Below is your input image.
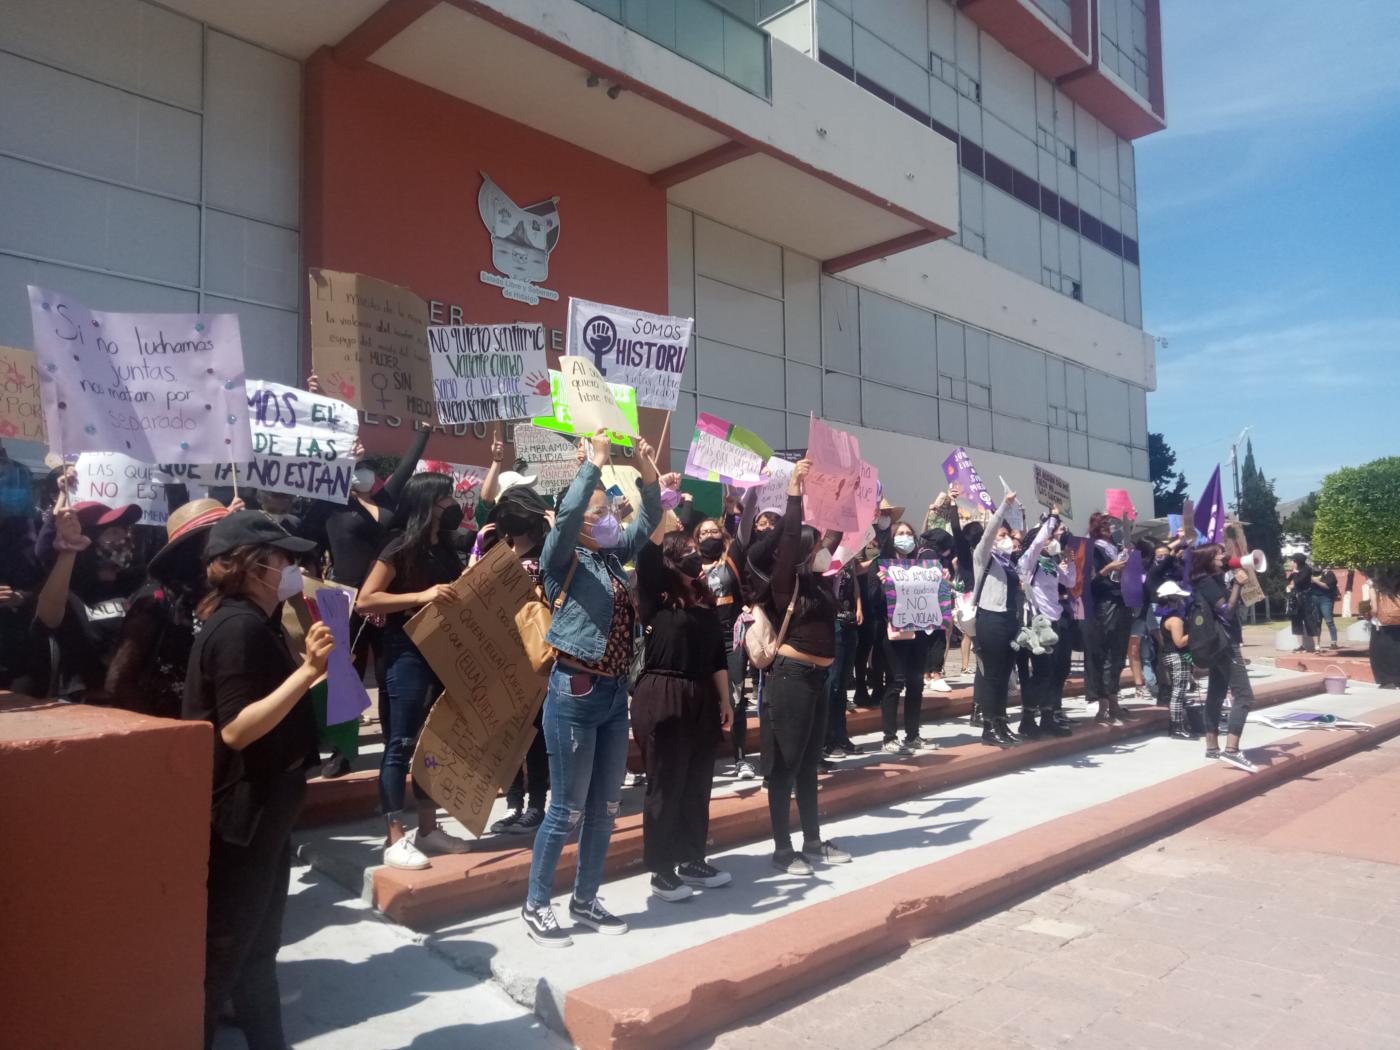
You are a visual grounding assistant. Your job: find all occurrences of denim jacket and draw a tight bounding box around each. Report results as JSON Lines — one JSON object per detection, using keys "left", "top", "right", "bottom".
{"left": 540, "top": 460, "right": 661, "bottom": 666}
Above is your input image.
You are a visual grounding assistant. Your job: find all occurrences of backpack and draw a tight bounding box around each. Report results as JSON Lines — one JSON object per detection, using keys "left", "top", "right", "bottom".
{"left": 744, "top": 571, "right": 799, "bottom": 670}
{"left": 1187, "top": 589, "right": 1232, "bottom": 667}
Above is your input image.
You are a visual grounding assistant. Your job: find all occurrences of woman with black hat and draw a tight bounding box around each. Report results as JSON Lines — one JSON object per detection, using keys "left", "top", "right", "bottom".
{"left": 182, "top": 510, "right": 332, "bottom": 1050}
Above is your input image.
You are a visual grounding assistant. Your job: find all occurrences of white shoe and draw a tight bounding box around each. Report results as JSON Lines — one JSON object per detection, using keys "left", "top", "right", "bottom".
{"left": 384, "top": 836, "right": 431, "bottom": 870}
{"left": 930, "top": 678, "right": 952, "bottom": 693}
{"left": 417, "top": 828, "right": 472, "bottom": 855}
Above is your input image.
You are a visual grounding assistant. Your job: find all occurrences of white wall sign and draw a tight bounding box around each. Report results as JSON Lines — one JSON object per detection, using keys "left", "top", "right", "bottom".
{"left": 428, "top": 323, "right": 551, "bottom": 424}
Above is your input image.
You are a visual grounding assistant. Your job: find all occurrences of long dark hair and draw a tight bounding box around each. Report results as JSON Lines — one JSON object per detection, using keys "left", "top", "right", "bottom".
{"left": 658, "top": 531, "right": 714, "bottom": 608}
{"left": 1189, "top": 543, "right": 1224, "bottom": 582}
{"left": 780, "top": 524, "right": 833, "bottom": 622}
{"left": 197, "top": 543, "right": 278, "bottom": 621}
{"left": 390, "top": 472, "right": 453, "bottom": 568}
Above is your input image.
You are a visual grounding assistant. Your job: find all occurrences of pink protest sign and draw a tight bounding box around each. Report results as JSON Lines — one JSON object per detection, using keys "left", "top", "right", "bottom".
{"left": 803, "top": 416, "right": 863, "bottom": 533}
{"left": 1104, "top": 488, "right": 1136, "bottom": 521}
{"left": 941, "top": 447, "right": 997, "bottom": 513}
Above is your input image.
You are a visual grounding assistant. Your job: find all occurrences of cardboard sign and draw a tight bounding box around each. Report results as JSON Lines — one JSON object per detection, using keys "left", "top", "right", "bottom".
{"left": 308, "top": 268, "right": 433, "bottom": 423}
{"left": 284, "top": 576, "right": 359, "bottom": 658}
{"left": 74, "top": 452, "right": 171, "bottom": 525}
{"left": 1224, "top": 519, "right": 1266, "bottom": 607}
{"left": 0, "top": 345, "right": 46, "bottom": 442}
{"left": 27, "top": 286, "right": 253, "bottom": 462}
{"left": 512, "top": 424, "right": 581, "bottom": 497}
{"left": 881, "top": 559, "right": 945, "bottom": 631}
{"left": 530, "top": 366, "right": 638, "bottom": 447}
{"left": 941, "top": 447, "right": 997, "bottom": 513}
{"left": 1033, "top": 464, "right": 1072, "bottom": 519}
{"left": 245, "top": 380, "right": 359, "bottom": 503}
{"left": 755, "top": 456, "right": 795, "bottom": 514}
{"left": 683, "top": 412, "right": 773, "bottom": 488}
{"left": 567, "top": 296, "right": 692, "bottom": 411}
{"left": 405, "top": 543, "right": 550, "bottom": 836}
{"left": 428, "top": 323, "right": 550, "bottom": 424}
{"left": 804, "top": 416, "right": 863, "bottom": 534}
{"left": 1181, "top": 498, "right": 1197, "bottom": 544}
{"left": 417, "top": 459, "right": 489, "bottom": 516}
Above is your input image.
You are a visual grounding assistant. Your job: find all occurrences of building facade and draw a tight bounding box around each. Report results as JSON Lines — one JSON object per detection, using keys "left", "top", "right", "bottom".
{"left": 0, "top": 0, "right": 1164, "bottom": 522}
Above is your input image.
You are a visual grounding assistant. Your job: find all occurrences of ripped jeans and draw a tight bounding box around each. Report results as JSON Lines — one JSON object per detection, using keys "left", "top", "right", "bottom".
{"left": 526, "top": 664, "right": 631, "bottom": 909}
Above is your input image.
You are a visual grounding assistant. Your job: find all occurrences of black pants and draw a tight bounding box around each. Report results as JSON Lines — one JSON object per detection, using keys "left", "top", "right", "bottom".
{"left": 506, "top": 706, "right": 549, "bottom": 811}
{"left": 885, "top": 634, "right": 931, "bottom": 741}
{"left": 729, "top": 634, "right": 751, "bottom": 761}
{"left": 855, "top": 616, "right": 902, "bottom": 704}
{"left": 925, "top": 628, "right": 948, "bottom": 675}
{"left": 1086, "top": 600, "right": 1130, "bottom": 702}
{"left": 1049, "top": 612, "right": 1075, "bottom": 711}
{"left": 1205, "top": 643, "right": 1254, "bottom": 737}
{"left": 1023, "top": 647, "right": 1057, "bottom": 717}
{"left": 973, "top": 608, "right": 1018, "bottom": 723}
{"left": 631, "top": 673, "right": 720, "bottom": 873}
{"left": 761, "top": 655, "right": 828, "bottom": 853}
{"left": 204, "top": 771, "right": 306, "bottom": 1050}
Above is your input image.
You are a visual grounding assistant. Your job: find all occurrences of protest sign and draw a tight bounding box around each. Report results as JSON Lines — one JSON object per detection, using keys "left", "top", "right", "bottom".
{"left": 679, "top": 476, "right": 724, "bottom": 519}
{"left": 803, "top": 417, "right": 863, "bottom": 534}
{"left": 1167, "top": 513, "right": 1183, "bottom": 536}
{"left": 530, "top": 367, "right": 637, "bottom": 447}
{"left": 405, "top": 543, "right": 550, "bottom": 836}
{"left": 428, "top": 323, "right": 551, "bottom": 425}
{"left": 27, "top": 286, "right": 252, "bottom": 462}
{"left": 1122, "top": 548, "right": 1145, "bottom": 608}
{"left": 683, "top": 412, "right": 773, "bottom": 488}
{"left": 1224, "top": 519, "right": 1266, "bottom": 606}
{"left": 1104, "top": 488, "right": 1136, "bottom": 521}
{"left": 312, "top": 586, "right": 373, "bottom": 727}
{"left": 417, "top": 459, "right": 489, "bottom": 516}
{"left": 245, "top": 380, "right": 359, "bottom": 503}
{"left": 557, "top": 356, "right": 637, "bottom": 438}
{"left": 998, "top": 475, "right": 1026, "bottom": 532}
{"left": 74, "top": 452, "right": 171, "bottom": 525}
{"left": 1181, "top": 498, "right": 1197, "bottom": 544}
{"left": 1033, "top": 464, "right": 1072, "bottom": 518}
{"left": 880, "top": 559, "right": 945, "bottom": 631}
{"left": 755, "top": 456, "right": 795, "bottom": 513}
{"left": 512, "top": 423, "right": 580, "bottom": 497}
{"left": 0, "top": 345, "right": 46, "bottom": 442}
{"left": 600, "top": 464, "right": 646, "bottom": 521}
{"left": 567, "top": 297, "right": 692, "bottom": 411}
{"left": 941, "top": 447, "right": 997, "bottom": 513}
{"left": 308, "top": 268, "right": 433, "bottom": 423}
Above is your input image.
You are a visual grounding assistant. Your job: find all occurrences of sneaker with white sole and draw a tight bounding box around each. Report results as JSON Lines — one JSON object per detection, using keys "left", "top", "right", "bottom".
{"left": 772, "top": 850, "right": 814, "bottom": 876}
{"left": 735, "top": 759, "right": 757, "bottom": 781}
{"left": 883, "top": 739, "right": 913, "bottom": 757}
{"left": 930, "top": 678, "right": 953, "bottom": 693}
{"left": 650, "top": 869, "right": 695, "bottom": 902}
{"left": 1218, "top": 749, "right": 1258, "bottom": 774}
{"left": 521, "top": 903, "right": 573, "bottom": 948}
{"left": 904, "top": 736, "right": 935, "bottom": 751}
{"left": 569, "top": 896, "right": 628, "bottom": 935}
{"left": 803, "top": 840, "right": 853, "bottom": 865}
{"left": 417, "top": 828, "right": 472, "bottom": 855}
{"left": 490, "top": 809, "right": 524, "bottom": 835}
{"left": 677, "top": 860, "right": 732, "bottom": 888}
{"left": 383, "top": 836, "right": 430, "bottom": 870}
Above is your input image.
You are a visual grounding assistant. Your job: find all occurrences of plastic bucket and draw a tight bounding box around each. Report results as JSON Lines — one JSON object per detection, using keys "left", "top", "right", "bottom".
{"left": 1323, "top": 664, "right": 1348, "bottom": 695}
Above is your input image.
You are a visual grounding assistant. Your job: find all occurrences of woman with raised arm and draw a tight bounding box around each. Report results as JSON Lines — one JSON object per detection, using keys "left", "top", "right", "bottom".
{"left": 1188, "top": 544, "right": 1259, "bottom": 772}
{"left": 970, "top": 491, "right": 1019, "bottom": 746}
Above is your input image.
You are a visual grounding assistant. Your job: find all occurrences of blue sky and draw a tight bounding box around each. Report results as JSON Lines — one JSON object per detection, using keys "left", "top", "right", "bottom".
{"left": 1137, "top": 0, "right": 1400, "bottom": 502}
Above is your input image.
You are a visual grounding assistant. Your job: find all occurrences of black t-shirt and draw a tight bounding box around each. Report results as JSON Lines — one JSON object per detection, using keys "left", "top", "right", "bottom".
{"left": 183, "top": 596, "right": 318, "bottom": 844}
{"left": 375, "top": 533, "right": 463, "bottom": 628}
{"left": 107, "top": 582, "right": 199, "bottom": 720}
{"left": 637, "top": 543, "right": 728, "bottom": 678}
{"left": 1194, "top": 574, "right": 1243, "bottom": 643}
{"left": 1321, "top": 570, "right": 1340, "bottom": 600}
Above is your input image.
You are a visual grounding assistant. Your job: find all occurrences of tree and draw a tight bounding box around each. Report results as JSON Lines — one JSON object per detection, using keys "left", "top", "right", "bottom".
{"left": 1148, "top": 432, "right": 1189, "bottom": 516}
{"left": 1238, "top": 440, "right": 1284, "bottom": 603}
{"left": 1312, "top": 457, "right": 1400, "bottom": 575}
{"left": 1282, "top": 491, "right": 1320, "bottom": 542}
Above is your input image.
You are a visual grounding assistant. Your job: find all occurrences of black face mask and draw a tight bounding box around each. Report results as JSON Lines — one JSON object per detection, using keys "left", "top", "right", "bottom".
{"left": 698, "top": 537, "right": 725, "bottom": 561}
{"left": 677, "top": 553, "right": 703, "bottom": 578}
{"left": 439, "top": 505, "right": 465, "bottom": 534}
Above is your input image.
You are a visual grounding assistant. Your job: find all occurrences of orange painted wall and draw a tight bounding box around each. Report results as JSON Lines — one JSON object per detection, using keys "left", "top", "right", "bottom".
{"left": 303, "top": 51, "right": 672, "bottom": 465}
{"left": 0, "top": 695, "right": 211, "bottom": 1049}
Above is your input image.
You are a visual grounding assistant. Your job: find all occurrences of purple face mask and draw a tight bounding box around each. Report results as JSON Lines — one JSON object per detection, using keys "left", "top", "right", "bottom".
{"left": 588, "top": 512, "right": 621, "bottom": 548}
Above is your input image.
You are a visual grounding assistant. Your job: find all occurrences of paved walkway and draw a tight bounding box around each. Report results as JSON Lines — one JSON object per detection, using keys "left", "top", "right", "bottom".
{"left": 702, "top": 733, "right": 1400, "bottom": 1050}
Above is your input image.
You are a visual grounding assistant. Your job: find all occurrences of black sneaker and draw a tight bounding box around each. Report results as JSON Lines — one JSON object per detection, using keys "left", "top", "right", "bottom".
{"left": 802, "top": 840, "right": 852, "bottom": 865}
{"left": 320, "top": 751, "right": 351, "bottom": 779}
{"left": 569, "top": 896, "right": 628, "bottom": 935}
{"left": 521, "top": 903, "right": 573, "bottom": 948}
{"left": 824, "top": 745, "right": 847, "bottom": 759}
{"left": 490, "top": 809, "right": 523, "bottom": 834}
{"left": 772, "top": 849, "right": 814, "bottom": 876}
{"left": 513, "top": 807, "right": 544, "bottom": 833}
{"left": 677, "top": 860, "right": 733, "bottom": 888}
{"left": 840, "top": 739, "right": 863, "bottom": 754}
{"left": 650, "top": 869, "right": 694, "bottom": 902}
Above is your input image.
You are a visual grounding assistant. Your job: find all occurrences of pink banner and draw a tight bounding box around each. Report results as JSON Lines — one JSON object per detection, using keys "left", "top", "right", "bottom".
{"left": 1104, "top": 488, "right": 1136, "bottom": 521}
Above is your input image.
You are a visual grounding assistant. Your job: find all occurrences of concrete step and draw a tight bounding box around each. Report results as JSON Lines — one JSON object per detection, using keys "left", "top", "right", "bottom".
{"left": 1276, "top": 650, "right": 1376, "bottom": 683}
{"left": 399, "top": 674, "right": 1398, "bottom": 1049}
{"left": 295, "top": 671, "right": 1319, "bottom": 928}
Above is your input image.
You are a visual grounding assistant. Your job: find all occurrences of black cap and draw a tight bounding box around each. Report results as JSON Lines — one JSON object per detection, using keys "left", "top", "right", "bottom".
{"left": 203, "top": 509, "right": 318, "bottom": 563}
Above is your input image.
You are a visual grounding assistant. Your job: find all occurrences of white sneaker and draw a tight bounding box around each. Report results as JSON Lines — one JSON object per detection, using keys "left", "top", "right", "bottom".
{"left": 930, "top": 678, "right": 952, "bottom": 693}
{"left": 883, "top": 739, "right": 913, "bottom": 756}
{"left": 735, "top": 760, "right": 757, "bottom": 780}
{"left": 417, "top": 828, "right": 472, "bottom": 855}
{"left": 384, "top": 836, "right": 430, "bottom": 870}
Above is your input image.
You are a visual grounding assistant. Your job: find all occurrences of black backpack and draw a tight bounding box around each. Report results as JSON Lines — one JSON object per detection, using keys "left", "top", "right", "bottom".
{"left": 1188, "top": 590, "right": 1231, "bottom": 667}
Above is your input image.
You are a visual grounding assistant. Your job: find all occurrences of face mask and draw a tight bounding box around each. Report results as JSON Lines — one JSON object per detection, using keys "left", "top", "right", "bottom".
{"left": 1044, "top": 540, "right": 1061, "bottom": 558}
{"left": 876, "top": 514, "right": 892, "bottom": 531}
{"left": 995, "top": 537, "right": 1015, "bottom": 555}
{"left": 96, "top": 537, "right": 135, "bottom": 570}
{"left": 587, "top": 512, "right": 620, "bottom": 547}
{"left": 677, "top": 552, "right": 703, "bottom": 578}
{"left": 810, "top": 548, "right": 833, "bottom": 574}
{"left": 698, "top": 537, "right": 725, "bottom": 560}
{"left": 893, "top": 534, "right": 916, "bottom": 554}
{"left": 352, "top": 467, "right": 376, "bottom": 493}
{"left": 438, "top": 504, "right": 464, "bottom": 534}
{"left": 257, "top": 562, "right": 304, "bottom": 603}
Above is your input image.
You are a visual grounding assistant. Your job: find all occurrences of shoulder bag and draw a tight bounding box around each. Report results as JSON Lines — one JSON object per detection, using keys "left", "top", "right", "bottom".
{"left": 517, "top": 555, "right": 580, "bottom": 675}
{"left": 744, "top": 571, "right": 799, "bottom": 670}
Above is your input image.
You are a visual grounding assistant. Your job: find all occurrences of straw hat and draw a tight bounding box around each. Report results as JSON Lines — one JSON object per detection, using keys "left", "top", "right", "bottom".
{"left": 147, "top": 499, "right": 229, "bottom": 578}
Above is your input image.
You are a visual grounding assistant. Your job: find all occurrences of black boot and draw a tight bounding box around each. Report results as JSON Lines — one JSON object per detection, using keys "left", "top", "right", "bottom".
{"left": 1017, "top": 711, "right": 1041, "bottom": 739}
{"left": 970, "top": 700, "right": 983, "bottom": 728}
{"left": 1041, "top": 710, "right": 1072, "bottom": 737}
{"left": 993, "top": 718, "right": 1021, "bottom": 745}
{"left": 981, "top": 724, "right": 1009, "bottom": 747}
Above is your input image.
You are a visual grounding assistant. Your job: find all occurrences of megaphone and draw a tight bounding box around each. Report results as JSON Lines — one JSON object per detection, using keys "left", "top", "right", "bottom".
{"left": 1228, "top": 550, "right": 1267, "bottom": 573}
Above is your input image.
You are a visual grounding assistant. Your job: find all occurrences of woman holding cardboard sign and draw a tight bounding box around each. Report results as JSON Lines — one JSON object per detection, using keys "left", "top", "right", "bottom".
{"left": 522, "top": 428, "right": 661, "bottom": 948}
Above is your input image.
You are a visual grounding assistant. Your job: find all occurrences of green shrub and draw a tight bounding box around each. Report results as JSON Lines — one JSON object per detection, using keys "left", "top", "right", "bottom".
{"left": 1312, "top": 457, "right": 1400, "bottom": 570}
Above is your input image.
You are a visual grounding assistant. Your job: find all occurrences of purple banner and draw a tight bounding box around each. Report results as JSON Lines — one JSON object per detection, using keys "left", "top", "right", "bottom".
{"left": 941, "top": 447, "right": 997, "bottom": 513}
{"left": 315, "top": 585, "right": 372, "bottom": 727}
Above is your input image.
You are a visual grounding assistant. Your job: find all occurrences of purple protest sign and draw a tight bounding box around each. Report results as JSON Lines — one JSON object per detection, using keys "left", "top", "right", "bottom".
{"left": 313, "top": 585, "right": 372, "bottom": 726}
{"left": 1121, "top": 548, "right": 1145, "bottom": 609}
{"left": 941, "top": 447, "right": 997, "bottom": 513}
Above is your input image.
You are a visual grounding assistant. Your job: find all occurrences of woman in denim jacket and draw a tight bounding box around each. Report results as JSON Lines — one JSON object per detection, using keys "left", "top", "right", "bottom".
{"left": 521, "top": 429, "right": 660, "bottom": 947}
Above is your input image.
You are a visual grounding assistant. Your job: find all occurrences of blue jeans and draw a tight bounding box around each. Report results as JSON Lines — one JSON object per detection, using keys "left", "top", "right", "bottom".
{"left": 526, "top": 665, "right": 630, "bottom": 908}
{"left": 380, "top": 627, "right": 437, "bottom": 816}
{"left": 825, "top": 620, "right": 858, "bottom": 748}
{"left": 1315, "top": 592, "right": 1338, "bottom": 645}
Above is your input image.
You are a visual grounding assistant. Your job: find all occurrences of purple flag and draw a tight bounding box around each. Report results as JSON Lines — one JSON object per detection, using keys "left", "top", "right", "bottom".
{"left": 941, "top": 447, "right": 997, "bottom": 513}
{"left": 315, "top": 585, "right": 372, "bottom": 726}
{"left": 1121, "top": 548, "right": 1145, "bottom": 609}
{"left": 1194, "top": 465, "right": 1225, "bottom": 545}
